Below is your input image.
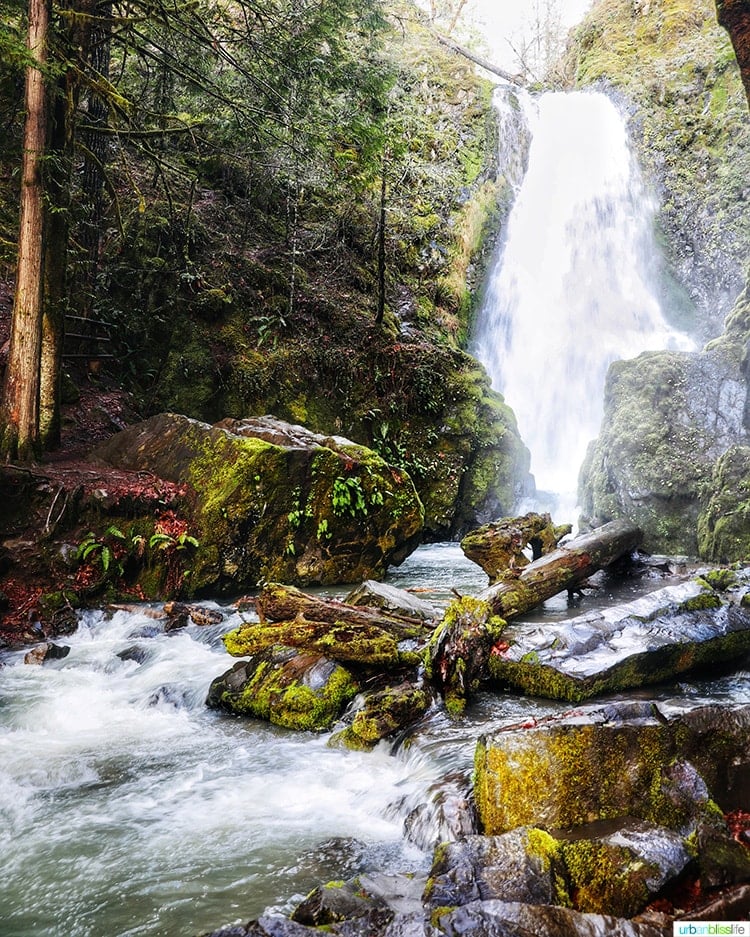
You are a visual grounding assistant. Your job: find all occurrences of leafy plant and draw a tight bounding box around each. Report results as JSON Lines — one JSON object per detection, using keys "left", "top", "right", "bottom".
{"left": 332, "top": 476, "right": 367, "bottom": 517}
{"left": 148, "top": 531, "right": 200, "bottom": 551}
{"left": 76, "top": 526, "right": 126, "bottom": 575}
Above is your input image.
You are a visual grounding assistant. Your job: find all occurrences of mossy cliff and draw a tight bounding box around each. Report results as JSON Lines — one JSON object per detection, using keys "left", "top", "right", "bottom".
{"left": 578, "top": 344, "right": 749, "bottom": 555}
{"left": 67, "top": 13, "right": 530, "bottom": 541}
{"left": 567, "top": 0, "right": 750, "bottom": 336}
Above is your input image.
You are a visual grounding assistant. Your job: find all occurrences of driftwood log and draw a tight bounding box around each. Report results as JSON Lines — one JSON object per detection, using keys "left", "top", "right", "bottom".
{"left": 255, "top": 582, "right": 431, "bottom": 639}
{"left": 461, "top": 512, "right": 571, "bottom": 583}
{"left": 481, "top": 519, "right": 643, "bottom": 619}
{"left": 426, "top": 520, "right": 642, "bottom": 713}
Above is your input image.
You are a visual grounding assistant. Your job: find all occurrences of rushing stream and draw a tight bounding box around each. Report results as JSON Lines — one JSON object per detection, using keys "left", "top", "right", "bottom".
{"left": 474, "top": 90, "right": 694, "bottom": 515}
{"left": 2, "top": 548, "right": 750, "bottom": 936}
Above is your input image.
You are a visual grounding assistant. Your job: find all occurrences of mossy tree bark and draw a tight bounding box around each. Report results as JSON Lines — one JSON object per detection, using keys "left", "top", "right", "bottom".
{"left": 1, "top": 0, "right": 50, "bottom": 461}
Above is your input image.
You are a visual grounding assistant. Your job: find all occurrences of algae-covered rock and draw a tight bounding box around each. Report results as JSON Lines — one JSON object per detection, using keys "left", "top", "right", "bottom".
{"left": 90, "top": 412, "right": 424, "bottom": 590}
{"left": 698, "top": 445, "right": 750, "bottom": 562}
{"left": 579, "top": 348, "right": 749, "bottom": 556}
{"left": 487, "top": 579, "right": 750, "bottom": 702}
{"left": 205, "top": 647, "right": 359, "bottom": 731}
{"left": 434, "top": 900, "right": 667, "bottom": 937}
{"left": 557, "top": 820, "right": 691, "bottom": 918}
{"left": 329, "top": 681, "right": 432, "bottom": 751}
{"left": 473, "top": 699, "right": 750, "bottom": 837}
{"left": 423, "top": 821, "right": 690, "bottom": 919}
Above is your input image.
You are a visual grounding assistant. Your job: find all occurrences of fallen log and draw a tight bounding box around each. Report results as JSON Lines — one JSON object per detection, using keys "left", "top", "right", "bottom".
{"left": 481, "top": 519, "right": 643, "bottom": 619}
{"left": 461, "top": 512, "right": 571, "bottom": 583}
{"left": 256, "top": 582, "right": 432, "bottom": 639}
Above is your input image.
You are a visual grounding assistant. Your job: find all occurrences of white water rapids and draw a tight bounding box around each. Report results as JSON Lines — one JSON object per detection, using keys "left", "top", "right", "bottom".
{"left": 474, "top": 90, "right": 693, "bottom": 518}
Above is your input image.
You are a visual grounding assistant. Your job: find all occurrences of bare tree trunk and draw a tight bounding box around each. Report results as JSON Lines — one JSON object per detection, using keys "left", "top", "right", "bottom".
{"left": 1, "top": 0, "right": 50, "bottom": 461}
{"left": 375, "top": 151, "right": 387, "bottom": 324}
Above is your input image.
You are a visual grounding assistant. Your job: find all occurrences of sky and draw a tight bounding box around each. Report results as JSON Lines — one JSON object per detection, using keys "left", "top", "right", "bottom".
{"left": 467, "top": 0, "right": 594, "bottom": 69}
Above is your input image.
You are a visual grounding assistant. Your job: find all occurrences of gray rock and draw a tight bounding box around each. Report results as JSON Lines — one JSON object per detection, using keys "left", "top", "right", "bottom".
{"left": 435, "top": 900, "right": 667, "bottom": 937}
{"left": 345, "top": 581, "right": 438, "bottom": 622}
{"left": 423, "top": 830, "right": 565, "bottom": 910}
{"left": 488, "top": 581, "right": 750, "bottom": 701}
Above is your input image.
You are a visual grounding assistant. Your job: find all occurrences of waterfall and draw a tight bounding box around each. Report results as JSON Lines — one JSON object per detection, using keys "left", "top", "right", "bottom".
{"left": 474, "top": 90, "right": 693, "bottom": 521}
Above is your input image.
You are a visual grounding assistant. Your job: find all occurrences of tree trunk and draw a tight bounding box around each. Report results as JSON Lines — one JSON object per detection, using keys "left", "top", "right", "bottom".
{"left": 481, "top": 519, "right": 643, "bottom": 619}
{"left": 432, "top": 31, "right": 526, "bottom": 85}
{"left": 375, "top": 151, "right": 387, "bottom": 324}
{"left": 1, "top": 0, "right": 50, "bottom": 461}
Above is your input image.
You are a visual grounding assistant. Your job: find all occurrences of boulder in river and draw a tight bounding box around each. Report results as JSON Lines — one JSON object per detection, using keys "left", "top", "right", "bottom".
{"left": 90, "top": 413, "right": 424, "bottom": 590}
{"left": 423, "top": 820, "right": 691, "bottom": 919}
{"left": 473, "top": 698, "right": 750, "bottom": 837}
{"left": 205, "top": 647, "right": 359, "bottom": 731}
{"left": 488, "top": 578, "right": 750, "bottom": 701}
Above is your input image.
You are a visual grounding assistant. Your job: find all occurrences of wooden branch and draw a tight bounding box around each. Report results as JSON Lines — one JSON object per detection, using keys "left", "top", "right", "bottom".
{"left": 481, "top": 519, "right": 643, "bottom": 619}
{"left": 432, "top": 31, "right": 526, "bottom": 86}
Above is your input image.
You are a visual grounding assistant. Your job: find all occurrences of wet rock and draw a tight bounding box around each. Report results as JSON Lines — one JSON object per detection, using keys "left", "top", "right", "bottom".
{"left": 404, "top": 774, "right": 478, "bottom": 851}
{"left": 434, "top": 900, "right": 667, "bottom": 937}
{"left": 24, "top": 642, "right": 71, "bottom": 665}
{"left": 330, "top": 682, "right": 432, "bottom": 750}
{"left": 291, "top": 880, "right": 385, "bottom": 926}
{"left": 163, "top": 601, "right": 224, "bottom": 629}
{"left": 473, "top": 699, "right": 750, "bottom": 837}
{"left": 345, "top": 581, "right": 438, "bottom": 622}
{"left": 116, "top": 644, "right": 149, "bottom": 664}
{"left": 91, "top": 412, "right": 424, "bottom": 590}
{"left": 557, "top": 819, "right": 691, "bottom": 917}
{"left": 488, "top": 580, "right": 750, "bottom": 701}
{"left": 206, "top": 647, "right": 359, "bottom": 731}
{"left": 423, "top": 830, "right": 567, "bottom": 910}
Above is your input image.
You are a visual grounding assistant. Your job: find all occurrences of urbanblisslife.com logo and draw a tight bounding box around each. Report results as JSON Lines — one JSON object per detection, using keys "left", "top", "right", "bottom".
{"left": 674, "top": 925, "right": 748, "bottom": 936}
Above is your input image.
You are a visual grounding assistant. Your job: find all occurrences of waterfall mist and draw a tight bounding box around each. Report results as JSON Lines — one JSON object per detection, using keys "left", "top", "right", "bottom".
{"left": 474, "top": 90, "right": 693, "bottom": 521}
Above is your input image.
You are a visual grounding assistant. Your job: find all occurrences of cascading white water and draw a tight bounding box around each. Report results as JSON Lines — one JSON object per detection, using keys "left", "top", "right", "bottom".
{"left": 0, "top": 608, "right": 437, "bottom": 937}
{"left": 474, "top": 90, "right": 693, "bottom": 519}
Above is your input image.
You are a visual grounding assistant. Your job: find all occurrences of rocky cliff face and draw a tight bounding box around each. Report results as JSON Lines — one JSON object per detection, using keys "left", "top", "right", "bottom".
{"left": 567, "top": 0, "right": 750, "bottom": 339}
{"left": 573, "top": 0, "right": 750, "bottom": 558}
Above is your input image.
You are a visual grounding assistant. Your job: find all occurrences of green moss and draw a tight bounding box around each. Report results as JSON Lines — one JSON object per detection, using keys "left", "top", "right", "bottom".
{"left": 561, "top": 839, "right": 654, "bottom": 917}
{"left": 474, "top": 722, "right": 690, "bottom": 835}
{"left": 228, "top": 653, "right": 359, "bottom": 732}
{"left": 677, "top": 591, "right": 722, "bottom": 612}
{"left": 698, "top": 568, "right": 738, "bottom": 591}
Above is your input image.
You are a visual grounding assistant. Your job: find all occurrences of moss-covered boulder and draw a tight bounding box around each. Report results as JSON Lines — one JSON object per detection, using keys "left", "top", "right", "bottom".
{"left": 329, "top": 681, "right": 432, "bottom": 751}
{"left": 487, "top": 578, "right": 750, "bottom": 702}
{"left": 423, "top": 821, "right": 691, "bottom": 919}
{"left": 205, "top": 647, "right": 359, "bottom": 731}
{"left": 578, "top": 346, "right": 748, "bottom": 556}
{"left": 90, "top": 412, "right": 424, "bottom": 590}
{"left": 473, "top": 699, "right": 750, "bottom": 837}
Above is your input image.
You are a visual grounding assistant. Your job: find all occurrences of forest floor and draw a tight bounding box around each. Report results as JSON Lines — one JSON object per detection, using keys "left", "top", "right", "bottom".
{"left": 0, "top": 300, "right": 158, "bottom": 647}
